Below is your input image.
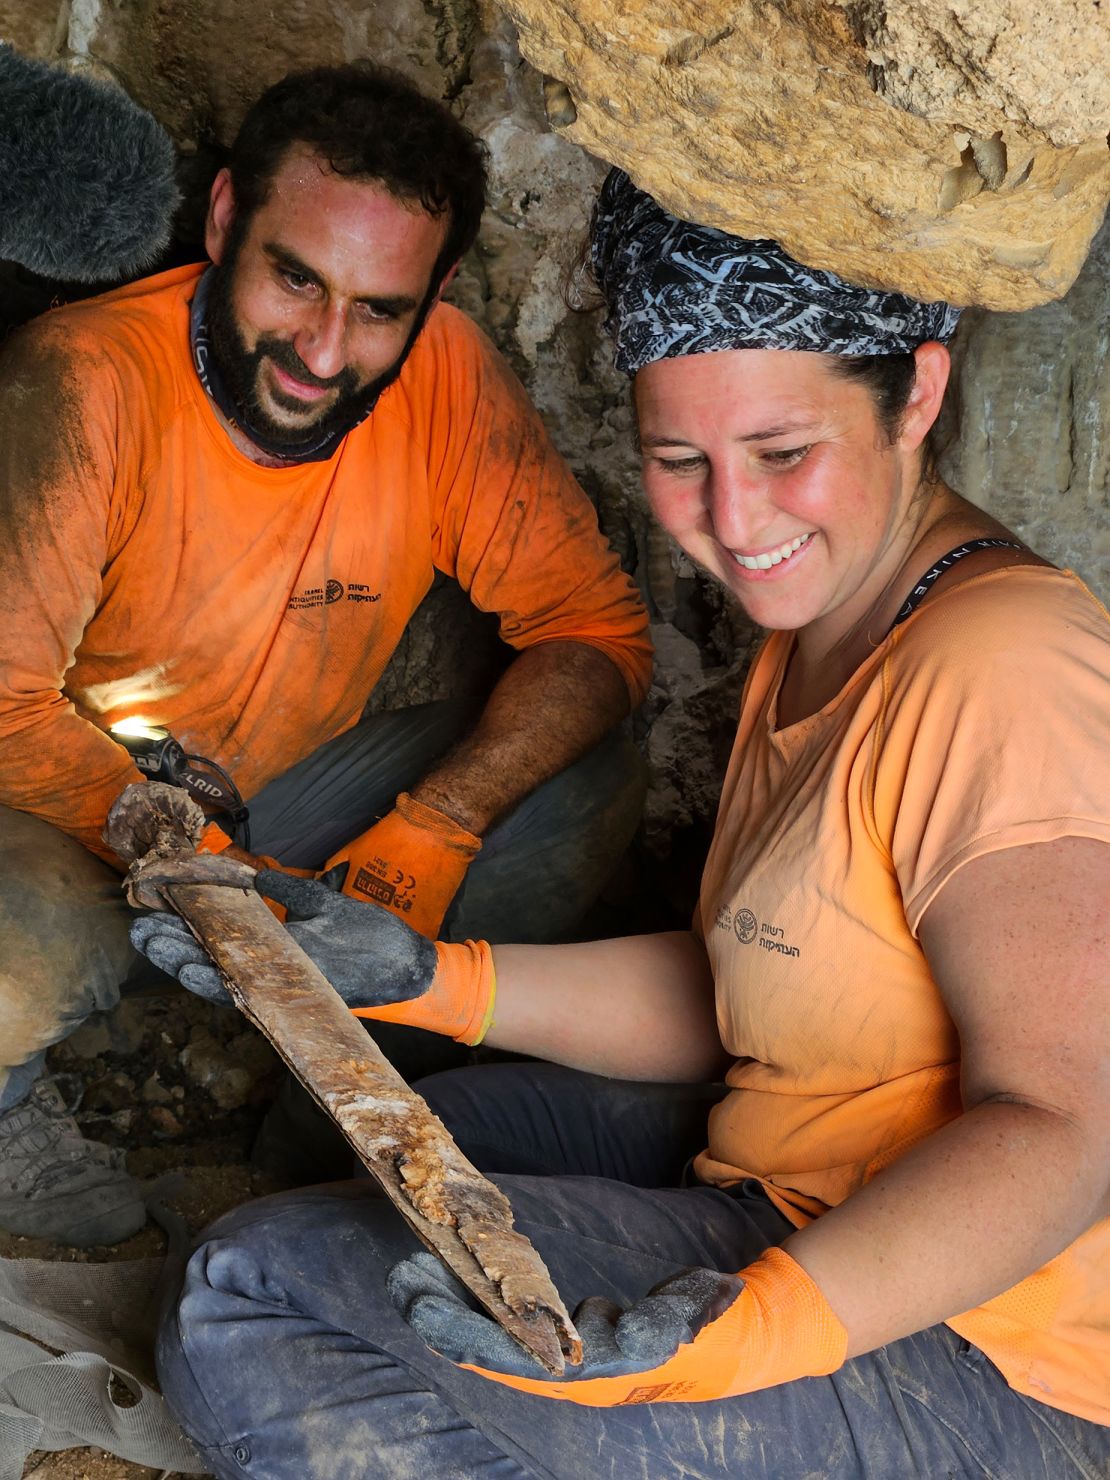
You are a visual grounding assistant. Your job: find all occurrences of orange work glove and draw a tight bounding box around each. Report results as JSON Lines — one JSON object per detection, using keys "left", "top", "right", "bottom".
{"left": 390, "top": 1246, "right": 847, "bottom": 1406}
{"left": 130, "top": 868, "right": 497, "bottom": 1044}
{"left": 197, "top": 823, "right": 312, "bottom": 876}
{"left": 196, "top": 821, "right": 235, "bottom": 857}
{"left": 350, "top": 937, "right": 495, "bottom": 1044}
{"left": 323, "top": 792, "right": 481, "bottom": 938}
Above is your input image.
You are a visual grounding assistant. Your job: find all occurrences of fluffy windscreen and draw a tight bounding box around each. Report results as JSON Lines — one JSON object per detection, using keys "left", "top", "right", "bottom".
{"left": 0, "top": 45, "right": 179, "bottom": 282}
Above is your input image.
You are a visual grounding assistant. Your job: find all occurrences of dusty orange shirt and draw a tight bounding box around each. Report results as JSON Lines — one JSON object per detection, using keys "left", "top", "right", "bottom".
{"left": 695, "top": 568, "right": 1110, "bottom": 1424}
{"left": 0, "top": 265, "right": 651, "bottom": 861}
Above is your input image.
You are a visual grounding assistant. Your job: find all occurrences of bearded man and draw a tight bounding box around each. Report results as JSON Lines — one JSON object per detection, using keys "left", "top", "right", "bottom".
{"left": 0, "top": 62, "right": 650, "bottom": 1247}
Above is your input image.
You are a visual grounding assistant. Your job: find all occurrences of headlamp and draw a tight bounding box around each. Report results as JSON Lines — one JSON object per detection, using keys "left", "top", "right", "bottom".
{"left": 109, "top": 719, "right": 250, "bottom": 848}
{"left": 109, "top": 719, "right": 187, "bottom": 783}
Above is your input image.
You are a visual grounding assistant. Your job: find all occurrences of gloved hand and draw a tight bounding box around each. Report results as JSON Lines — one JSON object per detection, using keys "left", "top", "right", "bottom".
{"left": 195, "top": 822, "right": 313, "bottom": 919}
{"left": 388, "top": 1246, "right": 847, "bottom": 1406}
{"left": 129, "top": 869, "right": 496, "bottom": 1044}
{"left": 196, "top": 821, "right": 314, "bottom": 876}
{"left": 323, "top": 792, "right": 481, "bottom": 938}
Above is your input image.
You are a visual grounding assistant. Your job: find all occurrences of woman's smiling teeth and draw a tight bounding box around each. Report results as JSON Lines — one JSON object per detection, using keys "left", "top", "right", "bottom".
{"left": 732, "top": 531, "right": 813, "bottom": 570}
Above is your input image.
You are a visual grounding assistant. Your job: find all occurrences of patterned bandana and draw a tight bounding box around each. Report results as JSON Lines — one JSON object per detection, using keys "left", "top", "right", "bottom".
{"left": 590, "top": 170, "right": 961, "bottom": 375}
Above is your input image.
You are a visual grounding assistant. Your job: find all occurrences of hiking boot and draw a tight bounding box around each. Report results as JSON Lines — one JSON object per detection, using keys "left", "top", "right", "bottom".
{"left": 0, "top": 1076, "right": 146, "bottom": 1246}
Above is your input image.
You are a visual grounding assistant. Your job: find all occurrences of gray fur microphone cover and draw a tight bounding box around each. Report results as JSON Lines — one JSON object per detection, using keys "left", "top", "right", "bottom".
{"left": 0, "top": 44, "right": 180, "bottom": 281}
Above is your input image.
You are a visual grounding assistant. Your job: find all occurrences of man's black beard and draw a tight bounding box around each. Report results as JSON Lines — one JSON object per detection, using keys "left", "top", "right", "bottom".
{"left": 205, "top": 242, "right": 435, "bottom": 460}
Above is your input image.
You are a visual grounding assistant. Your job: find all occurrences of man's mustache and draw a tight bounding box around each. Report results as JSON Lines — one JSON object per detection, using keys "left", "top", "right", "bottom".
{"left": 256, "top": 336, "right": 358, "bottom": 394}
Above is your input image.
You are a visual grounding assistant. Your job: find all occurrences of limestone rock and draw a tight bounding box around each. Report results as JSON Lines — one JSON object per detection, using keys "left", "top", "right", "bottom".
{"left": 0, "top": 1, "right": 60, "bottom": 59}
{"left": 148, "top": 1106, "right": 184, "bottom": 1137}
{"left": 181, "top": 1030, "right": 261, "bottom": 1111}
{"left": 847, "top": 2, "right": 1109, "bottom": 147}
{"left": 141, "top": 1071, "right": 173, "bottom": 1105}
{"left": 496, "top": 0, "right": 1110, "bottom": 309}
{"left": 86, "top": 0, "right": 446, "bottom": 153}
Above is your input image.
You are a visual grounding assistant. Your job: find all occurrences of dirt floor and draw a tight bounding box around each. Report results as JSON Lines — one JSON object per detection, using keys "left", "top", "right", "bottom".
{"left": 8, "top": 1159, "right": 262, "bottom": 1480}
{"left": 7, "top": 984, "right": 480, "bottom": 1478}
{"left": 23, "top": 1447, "right": 200, "bottom": 1479}
{"left": 4, "top": 988, "right": 305, "bottom": 1480}
{"left": 22, "top": 1452, "right": 178, "bottom": 1478}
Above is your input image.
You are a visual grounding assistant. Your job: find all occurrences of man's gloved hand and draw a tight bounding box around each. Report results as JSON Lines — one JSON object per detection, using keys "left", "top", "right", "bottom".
{"left": 388, "top": 1246, "right": 847, "bottom": 1406}
{"left": 129, "top": 870, "right": 496, "bottom": 1044}
{"left": 323, "top": 793, "right": 481, "bottom": 938}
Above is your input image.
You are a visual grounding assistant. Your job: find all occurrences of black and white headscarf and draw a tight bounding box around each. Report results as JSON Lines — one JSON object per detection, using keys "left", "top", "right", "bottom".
{"left": 590, "top": 169, "right": 961, "bottom": 375}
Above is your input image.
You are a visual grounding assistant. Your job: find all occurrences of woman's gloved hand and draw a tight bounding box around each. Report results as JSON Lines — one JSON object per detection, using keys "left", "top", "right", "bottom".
{"left": 388, "top": 1246, "right": 846, "bottom": 1406}
{"left": 194, "top": 823, "right": 313, "bottom": 920}
{"left": 129, "top": 870, "right": 496, "bottom": 1043}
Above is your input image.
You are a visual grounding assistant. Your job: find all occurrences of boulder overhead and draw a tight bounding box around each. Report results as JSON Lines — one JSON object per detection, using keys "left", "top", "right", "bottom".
{"left": 496, "top": 0, "right": 1110, "bottom": 309}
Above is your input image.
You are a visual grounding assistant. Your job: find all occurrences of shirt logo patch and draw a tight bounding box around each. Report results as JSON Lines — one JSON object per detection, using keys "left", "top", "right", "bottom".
{"left": 719, "top": 907, "right": 802, "bottom": 959}
{"left": 733, "top": 908, "right": 758, "bottom": 944}
{"left": 759, "top": 919, "right": 800, "bottom": 958}
{"left": 287, "top": 579, "right": 383, "bottom": 612}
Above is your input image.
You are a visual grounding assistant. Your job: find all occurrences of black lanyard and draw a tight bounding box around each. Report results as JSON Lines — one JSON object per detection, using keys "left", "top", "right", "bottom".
{"left": 889, "top": 539, "right": 1027, "bottom": 633}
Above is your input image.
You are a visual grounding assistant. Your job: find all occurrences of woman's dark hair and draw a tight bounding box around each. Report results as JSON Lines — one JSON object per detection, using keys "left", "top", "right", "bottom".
{"left": 228, "top": 61, "right": 488, "bottom": 290}
{"left": 829, "top": 354, "right": 917, "bottom": 442}
{"left": 830, "top": 352, "right": 954, "bottom": 476}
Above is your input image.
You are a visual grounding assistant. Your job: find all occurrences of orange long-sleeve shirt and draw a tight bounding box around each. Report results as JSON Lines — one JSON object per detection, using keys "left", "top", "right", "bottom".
{"left": 0, "top": 265, "right": 651, "bottom": 861}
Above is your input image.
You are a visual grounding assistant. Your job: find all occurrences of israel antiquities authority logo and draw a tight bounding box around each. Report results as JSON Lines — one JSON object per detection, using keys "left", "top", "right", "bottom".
{"left": 734, "top": 908, "right": 758, "bottom": 945}
{"left": 325, "top": 579, "right": 344, "bottom": 604}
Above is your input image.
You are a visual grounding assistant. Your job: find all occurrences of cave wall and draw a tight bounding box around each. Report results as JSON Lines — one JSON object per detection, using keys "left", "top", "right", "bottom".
{"left": 1, "top": 0, "right": 1106, "bottom": 889}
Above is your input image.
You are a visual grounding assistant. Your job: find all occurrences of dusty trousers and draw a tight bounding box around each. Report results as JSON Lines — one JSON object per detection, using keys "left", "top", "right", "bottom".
{"left": 155, "top": 1063, "right": 1110, "bottom": 1480}
{"left": 0, "top": 701, "right": 645, "bottom": 1109}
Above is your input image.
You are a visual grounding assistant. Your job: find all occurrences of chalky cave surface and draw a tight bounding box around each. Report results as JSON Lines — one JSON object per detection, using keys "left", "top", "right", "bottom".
{"left": 499, "top": 0, "right": 1110, "bottom": 310}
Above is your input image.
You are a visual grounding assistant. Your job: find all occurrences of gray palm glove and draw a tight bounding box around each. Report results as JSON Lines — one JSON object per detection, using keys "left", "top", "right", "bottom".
{"left": 387, "top": 1249, "right": 743, "bottom": 1380}
{"left": 129, "top": 869, "right": 438, "bottom": 1009}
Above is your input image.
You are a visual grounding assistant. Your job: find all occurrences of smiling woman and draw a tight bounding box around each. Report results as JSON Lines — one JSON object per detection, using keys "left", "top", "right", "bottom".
{"left": 591, "top": 169, "right": 1048, "bottom": 718}
{"left": 151, "top": 170, "right": 1110, "bottom": 1480}
{"left": 633, "top": 346, "right": 952, "bottom": 645}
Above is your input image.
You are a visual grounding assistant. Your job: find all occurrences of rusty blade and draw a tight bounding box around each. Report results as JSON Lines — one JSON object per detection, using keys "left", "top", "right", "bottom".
{"left": 106, "top": 783, "right": 580, "bottom": 1373}
{"left": 175, "top": 880, "right": 581, "bottom": 1372}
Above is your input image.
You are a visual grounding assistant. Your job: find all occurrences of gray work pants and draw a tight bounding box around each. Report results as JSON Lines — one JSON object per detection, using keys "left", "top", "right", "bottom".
{"left": 156, "top": 1064, "right": 1110, "bottom": 1480}
{"left": 0, "top": 701, "right": 645, "bottom": 1110}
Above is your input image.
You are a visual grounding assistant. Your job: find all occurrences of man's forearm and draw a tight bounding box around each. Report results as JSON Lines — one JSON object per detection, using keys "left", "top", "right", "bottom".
{"left": 0, "top": 707, "right": 142, "bottom": 866}
{"left": 408, "top": 641, "right": 633, "bottom": 835}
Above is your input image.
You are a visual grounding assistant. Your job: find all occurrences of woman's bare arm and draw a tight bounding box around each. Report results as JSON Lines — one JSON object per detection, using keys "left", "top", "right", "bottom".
{"left": 787, "top": 836, "right": 1110, "bottom": 1354}
{"left": 485, "top": 929, "right": 729, "bottom": 1082}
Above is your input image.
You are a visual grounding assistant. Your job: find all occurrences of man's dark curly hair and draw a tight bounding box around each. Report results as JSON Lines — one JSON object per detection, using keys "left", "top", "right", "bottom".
{"left": 228, "top": 61, "right": 488, "bottom": 289}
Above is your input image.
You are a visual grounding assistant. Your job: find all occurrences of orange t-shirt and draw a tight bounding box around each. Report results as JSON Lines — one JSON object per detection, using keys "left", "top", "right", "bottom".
{"left": 0, "top": 266, "right": 651, "bottom": 861}
{"left": 695, "top": 567, "right": 1110, "bottom": 1424}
